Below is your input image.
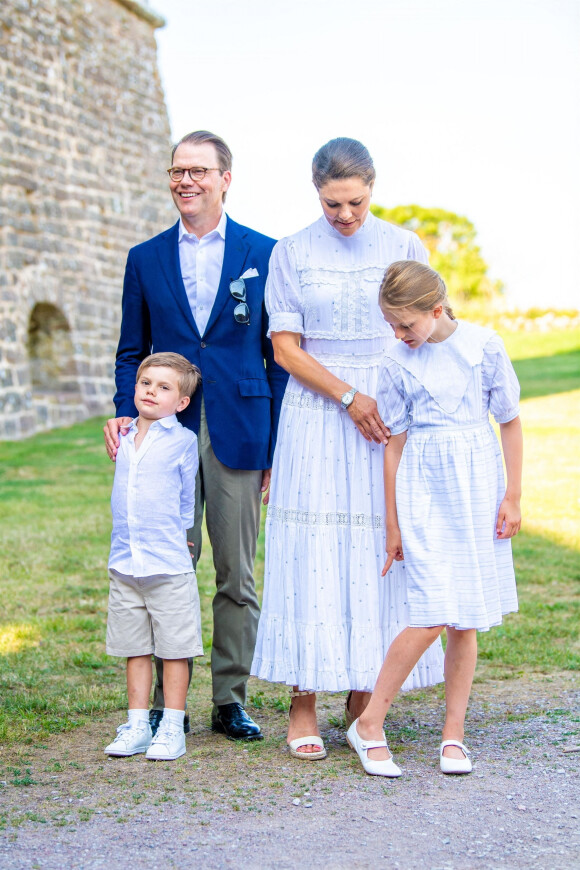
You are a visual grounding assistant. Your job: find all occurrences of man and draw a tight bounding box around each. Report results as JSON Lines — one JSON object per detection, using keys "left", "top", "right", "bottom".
{"left": 103, "top": 130, "right": 288, "bottom": 740}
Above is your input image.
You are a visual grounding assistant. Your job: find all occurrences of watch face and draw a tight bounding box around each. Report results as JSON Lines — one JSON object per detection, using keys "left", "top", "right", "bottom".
{"left": 342, "top": 391, "right": 353, "bottom": 408}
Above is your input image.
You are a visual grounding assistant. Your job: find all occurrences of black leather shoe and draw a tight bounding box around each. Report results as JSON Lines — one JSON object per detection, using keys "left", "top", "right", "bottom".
{"left": 211, "top": 703, "right": 263, "bottom": 741}
{"left": 149, "top": 709, "right": 190, "bottom": 736}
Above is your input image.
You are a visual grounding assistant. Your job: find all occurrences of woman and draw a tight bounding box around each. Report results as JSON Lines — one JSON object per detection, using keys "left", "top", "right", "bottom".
{"left": 251, "top": 138, "right": 444, "bottom": 759}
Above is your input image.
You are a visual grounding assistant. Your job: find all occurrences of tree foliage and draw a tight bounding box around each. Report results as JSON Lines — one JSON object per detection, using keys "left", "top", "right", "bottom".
{"left": 371, "top": 203, "right": 502, "bottom": 302}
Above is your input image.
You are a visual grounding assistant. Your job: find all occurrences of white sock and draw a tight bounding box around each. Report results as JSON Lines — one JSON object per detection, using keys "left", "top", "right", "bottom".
{"left": 162, "top": 708, "right": 185, "bottom": 728}
{"left": 128, "top": 708, "right": 149, "bottom": 727}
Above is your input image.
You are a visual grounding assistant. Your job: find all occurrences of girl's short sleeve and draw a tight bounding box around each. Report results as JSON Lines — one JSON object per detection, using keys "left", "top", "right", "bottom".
{"left": 265, "top": 238, "right": 304, "bottom": 336}
{"left": 377, "top": 358, "right": 410, "bottom": 435}
{"left": 482, "top": 335, "right": 520, "bottom": 423}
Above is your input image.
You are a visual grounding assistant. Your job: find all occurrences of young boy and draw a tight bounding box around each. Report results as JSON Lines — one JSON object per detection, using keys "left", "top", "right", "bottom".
{"left": 104, "top": 352, "right": 202, "bottom": 761}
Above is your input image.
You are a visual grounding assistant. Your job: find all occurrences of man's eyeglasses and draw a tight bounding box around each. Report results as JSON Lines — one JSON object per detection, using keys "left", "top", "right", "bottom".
{"left": 166, "top": 166, "right": 221, "bottom": 182}
{"left": 230, "top": 279, "right": 250, "bottom": 325}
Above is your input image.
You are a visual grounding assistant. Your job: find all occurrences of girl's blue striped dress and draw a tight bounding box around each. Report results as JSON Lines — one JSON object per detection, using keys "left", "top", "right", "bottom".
{"left": 377, "top": 320, "right": 520, "bottom": 631}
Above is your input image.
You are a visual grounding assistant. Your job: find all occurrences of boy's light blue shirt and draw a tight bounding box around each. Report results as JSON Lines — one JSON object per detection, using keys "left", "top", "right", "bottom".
{"left": 108, "top": 414, "right": 198, "bottom": 577}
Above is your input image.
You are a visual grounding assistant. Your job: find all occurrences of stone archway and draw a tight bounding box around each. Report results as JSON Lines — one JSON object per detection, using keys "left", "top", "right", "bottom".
{"left": 27, "top": 303, "right": 81, "bottom": 427}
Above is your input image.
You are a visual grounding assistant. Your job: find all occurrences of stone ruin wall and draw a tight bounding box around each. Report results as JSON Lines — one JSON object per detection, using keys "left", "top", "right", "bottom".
{"left": 0, "top": 0, "right": 174, "bottom": 438}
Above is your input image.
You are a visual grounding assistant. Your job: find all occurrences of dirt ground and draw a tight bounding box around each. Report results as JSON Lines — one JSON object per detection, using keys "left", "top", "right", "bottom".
{"left": 0, "top": 672, "right": 578, "bottom": 870}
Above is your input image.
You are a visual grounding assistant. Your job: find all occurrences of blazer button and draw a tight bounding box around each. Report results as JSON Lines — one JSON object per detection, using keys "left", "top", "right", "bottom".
{"left": 200, "top": 342, "right": 207, "bottom": 348}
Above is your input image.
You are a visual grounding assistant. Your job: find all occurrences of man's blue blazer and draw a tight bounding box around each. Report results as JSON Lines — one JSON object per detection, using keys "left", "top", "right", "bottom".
{"left": 114, "top": 216, "right": 289, "bottom": 470}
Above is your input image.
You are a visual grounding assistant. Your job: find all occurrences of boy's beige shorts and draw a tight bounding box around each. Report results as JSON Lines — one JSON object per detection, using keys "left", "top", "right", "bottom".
{"left": 106, "top": 568, "right": 204, "bottom": 659}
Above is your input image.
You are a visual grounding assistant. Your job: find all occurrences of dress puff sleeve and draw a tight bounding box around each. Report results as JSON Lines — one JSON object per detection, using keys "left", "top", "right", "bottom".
{"left": 265, "top": 238, "right": 305, "bottom": 337}
{"left": 481, "top": 334, "right": 521, "bottom": 424}
{"left": 406, "top": 231, "right": 429, "bottom": 265}
{"left": 377, "top": 358, "right": 410, "bottom": 435}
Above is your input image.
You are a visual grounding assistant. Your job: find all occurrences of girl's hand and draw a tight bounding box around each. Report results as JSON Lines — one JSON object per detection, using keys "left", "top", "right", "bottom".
{"left": 382, "top": 528, "right": 404, "bottom": 575}
{"left": 496, "top": 495, "right": 521, "bottom": 538}
{"left": 348, "top": 393, "right": 391, "bottom": 445}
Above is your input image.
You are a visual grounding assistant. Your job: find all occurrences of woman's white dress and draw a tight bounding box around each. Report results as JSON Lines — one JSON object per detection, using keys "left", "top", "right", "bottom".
{"left": 376, "top": 321, "right": 520, "bottom": 631}
{"left": 251, "top": 214, "right": 445, "bottom": 692}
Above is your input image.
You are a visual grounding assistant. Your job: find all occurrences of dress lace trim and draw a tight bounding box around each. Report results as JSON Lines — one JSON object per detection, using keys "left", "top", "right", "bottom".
{"left": 310, "top": 350, "right": 386, "bottom": 368}
{"left": 267, "top": 505, "right": 384, "bottom": 530}
{"left": 268, "top": 312, "right": 304, "bottom": 335}
{"left": 282, "top": 392, "right": 339, "bottom": 412}
{"left": 298, "top": 265, "right": 386, "bottom": 282}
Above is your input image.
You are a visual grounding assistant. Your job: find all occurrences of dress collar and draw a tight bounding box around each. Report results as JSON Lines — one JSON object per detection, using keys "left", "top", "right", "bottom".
{"left": 386, "top": 321, "right": 496, "bottom": 413}
{"left": 318, "top": 211, "right": 375, "bottom": 240}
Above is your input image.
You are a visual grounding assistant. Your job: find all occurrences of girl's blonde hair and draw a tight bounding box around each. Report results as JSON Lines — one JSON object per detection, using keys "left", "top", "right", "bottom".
{"left": 379, "top": 260, "right": 455, "bottom": 320}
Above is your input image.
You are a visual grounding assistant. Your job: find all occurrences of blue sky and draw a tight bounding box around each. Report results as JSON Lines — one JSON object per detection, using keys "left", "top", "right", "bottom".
{"left": 152, "top": 0, "right": 579, "bottom": 310}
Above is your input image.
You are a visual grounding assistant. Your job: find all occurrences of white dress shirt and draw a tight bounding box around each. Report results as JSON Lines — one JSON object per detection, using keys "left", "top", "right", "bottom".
{"left": 108, "top": 415, "right": 199, "bottom": 577}
{"left": 178, "top": 210, "right": 227, "bottom": 335}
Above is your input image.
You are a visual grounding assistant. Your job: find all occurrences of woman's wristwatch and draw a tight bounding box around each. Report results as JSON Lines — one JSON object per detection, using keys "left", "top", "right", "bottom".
{"left": 340, "top": 387, "right": 358, "bottom": 410}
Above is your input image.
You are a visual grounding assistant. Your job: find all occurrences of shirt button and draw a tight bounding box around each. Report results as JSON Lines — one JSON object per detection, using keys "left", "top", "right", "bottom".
{"left": 201, "top": 342, "right": 207, "bottom": 348}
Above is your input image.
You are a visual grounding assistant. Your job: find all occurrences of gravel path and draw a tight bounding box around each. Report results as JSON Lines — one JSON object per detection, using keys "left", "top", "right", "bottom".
{"left": 0, "top": 673, "right": 578, "bottom": 869}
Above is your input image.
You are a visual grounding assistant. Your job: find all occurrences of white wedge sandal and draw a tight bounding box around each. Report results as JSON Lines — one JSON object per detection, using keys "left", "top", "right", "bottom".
{"left": 287, "top": 690, "right": 327, "bottom": 761}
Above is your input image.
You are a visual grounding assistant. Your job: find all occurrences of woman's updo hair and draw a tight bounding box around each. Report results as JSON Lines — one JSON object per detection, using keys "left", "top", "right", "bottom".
{"left": 379, "top": 260, "right": 455, "bottom": 320}
{"left": 312, "top": 138, "right": 376, "bottom": 189}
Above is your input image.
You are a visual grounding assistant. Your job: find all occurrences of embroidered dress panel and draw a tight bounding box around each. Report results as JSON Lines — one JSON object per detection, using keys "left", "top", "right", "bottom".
{"left": 377, "top": 321, "right": 520, "bottom": 631}
{"left": 251, "top": 214, "right": 445, "bottom": 692}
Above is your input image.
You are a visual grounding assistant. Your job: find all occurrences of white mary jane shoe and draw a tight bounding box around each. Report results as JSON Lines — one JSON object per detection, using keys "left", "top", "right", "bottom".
{"left": 346, "top": 719, "right": 401, "bottom": 778}
{"left": 440, "top": 739, "right": 472, "bottom": 774}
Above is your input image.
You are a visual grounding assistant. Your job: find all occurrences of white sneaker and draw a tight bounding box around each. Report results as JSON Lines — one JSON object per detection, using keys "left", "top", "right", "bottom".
{"left": 146, "top": 720, "right": 186, "bottom": 761}
{"left": 104, "top": 721, "right": 152, "bottom": 756}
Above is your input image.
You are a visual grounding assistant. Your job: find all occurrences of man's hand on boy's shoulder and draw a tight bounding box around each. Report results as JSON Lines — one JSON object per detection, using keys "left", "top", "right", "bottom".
{"left": 103, "top": 416, "right": 133, "bottom": 461}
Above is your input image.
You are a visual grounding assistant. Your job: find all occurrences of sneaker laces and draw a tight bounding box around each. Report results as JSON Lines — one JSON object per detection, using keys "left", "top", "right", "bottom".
{"left": 113, "top": 722, "right": 147, "bottom": 741}
{"left": 151, "top": 722, "right": 182, "bottom": 744}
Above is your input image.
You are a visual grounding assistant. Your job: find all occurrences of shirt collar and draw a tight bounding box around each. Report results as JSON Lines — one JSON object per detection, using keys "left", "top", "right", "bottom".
{"left": 129, "top": 414, "right": 179, "bottom": 436}
{"left": 178, "top": 210, "right": 227, "bottom": 243}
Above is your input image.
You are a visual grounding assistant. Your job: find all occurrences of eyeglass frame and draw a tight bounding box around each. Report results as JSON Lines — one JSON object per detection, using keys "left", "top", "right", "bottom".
{"left": 230, "top": 278, "right": 250, "bottom": 326}
{"left": 166, "top": 166, "right": 223, "bottom": 182}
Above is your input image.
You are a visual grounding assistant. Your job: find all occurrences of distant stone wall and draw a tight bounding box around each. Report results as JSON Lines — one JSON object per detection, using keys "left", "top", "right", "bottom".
{"left": 0, "top": 0, "right": 174, "bottom": 438}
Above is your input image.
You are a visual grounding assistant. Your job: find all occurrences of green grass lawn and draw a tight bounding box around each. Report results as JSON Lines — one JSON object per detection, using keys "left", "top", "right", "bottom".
{"left": 0, "top": 328, "right": 578, "bottom": 744}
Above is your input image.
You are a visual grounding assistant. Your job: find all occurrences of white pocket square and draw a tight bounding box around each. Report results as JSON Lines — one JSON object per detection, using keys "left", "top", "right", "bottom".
{"left": 240, "top": 268, "right": 259, "bottom": 279}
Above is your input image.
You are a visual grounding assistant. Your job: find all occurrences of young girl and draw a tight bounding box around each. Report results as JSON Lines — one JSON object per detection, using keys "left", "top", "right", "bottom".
{"left": 346, "top": 260, "right": 523, "bottom": 777}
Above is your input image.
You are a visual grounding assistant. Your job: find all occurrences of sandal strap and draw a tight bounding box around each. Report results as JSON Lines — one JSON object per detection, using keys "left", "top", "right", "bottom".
{"left": 440, "top": 739, "right": 470, "bottom": 754}
{"left": 289, "top": 689, "right": 315, "bottom": 697}
{"left": 288, "top": 736, "right": 324, "bottom": 751}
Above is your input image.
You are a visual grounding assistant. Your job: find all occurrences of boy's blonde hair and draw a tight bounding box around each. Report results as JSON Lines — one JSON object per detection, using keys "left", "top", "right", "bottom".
{"left": 136, "top": 353, "right": 201, "bottom": 398}
{"left": 379, "top": 260, "right": 455, "bottom": 320}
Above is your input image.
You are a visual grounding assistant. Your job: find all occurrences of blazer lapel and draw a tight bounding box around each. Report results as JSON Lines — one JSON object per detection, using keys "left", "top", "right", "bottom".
{"left": 203, "top": 217, "right": 250, "bottom": 337}
{"left": 156, "top": 222, "right": 201, "bottom": 339}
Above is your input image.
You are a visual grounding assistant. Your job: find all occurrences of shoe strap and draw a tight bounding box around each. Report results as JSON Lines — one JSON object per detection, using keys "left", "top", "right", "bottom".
{"left": 441, "top": 739, "right": 470, "bottom": 754}
{"left": 289, "top": 689, "right": 315, "bottom": 697}
{"left": 289, "top": 736, "right": 324, "bottom": 751}
{"left": 360, "top": 739, "right": 388, "bottom": 751}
